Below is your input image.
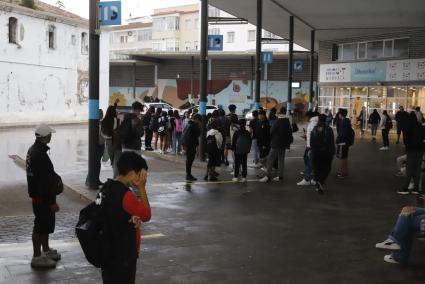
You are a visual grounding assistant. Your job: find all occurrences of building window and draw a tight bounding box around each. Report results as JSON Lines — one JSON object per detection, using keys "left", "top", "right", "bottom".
{"left": 194, "top": 18, "right": 199, "bottom": 29}
{"left": 138, "top": 30, "right": 151, "bottom": 41}
{"left": 8, "top": 17, "right": 18, "bottom": 44}
{"left": 166, "top": 40, "right": 179, "bottom": 52}
{"left": 185, "top": 19, "right": 192, "bottom": 30}
{"left": 185, "top": 41, "right": 191, "bottom": 51}
{"left": 48, "top": 25, "right": 56, "bottom": 49}
{"left": 358, "top": 42, "right": 366, "bottom": 59}
{"left": 335, "top": 38, "right": 409, "bottom": 61}
{"left": 208, "top": 28, "right": 220, "bottom": 35}
{"left": 263, "top": 31, "right": 277, "bottom": 39}
{"left": 152, "top": 42, "right": 163, "bottom": 51}
{"left": 393, "top": 38, "right": 409, "bottom": 58}
{"left": 248, "top": 30, "right": 256, "bottom": 42}
{"left": 367, "top": 41, "right": 383, "bottom": 59}
{"left": 71, "top": 34, "right": 76, "bottom": 45}
{"left": 194, "top": 41, "right": 199, "bottom": 50}
{"left": 81, "top": 32, "right": 89, "bottom": 54}
{"left": 154, "top": 16, "right": 179, "bottom": 31}
{"left": 120, "top": 35, "right": 127, "bottom": 43}
{"left": 208, "top": 6, "right": 220, "bottom": 17}
{"left": 227, "top": 32, "right": 235, "bottom": 43}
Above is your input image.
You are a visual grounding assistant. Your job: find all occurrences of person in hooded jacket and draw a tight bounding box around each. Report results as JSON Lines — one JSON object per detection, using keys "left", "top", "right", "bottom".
{"left": 232, "top": 119, "right": 252, "bottom": 182}
{"left": 256, "top": 110, "right": 271, "bottom": 170}
{"left": 297, "top": 111, "right": 319, "bottom": 186}
{"left": 205, "top": 120, "right": 223, "bottom": 181}
{"left": 310, "top": 114, "right": 336, "bottom": 194}
{"left": 397, "top": 112, "right": 425, "bottom": 195}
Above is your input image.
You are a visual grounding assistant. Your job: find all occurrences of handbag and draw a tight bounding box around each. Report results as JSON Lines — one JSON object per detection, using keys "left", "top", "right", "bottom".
{"left": 292, "top": 123, "right": 299, "bottom": 133}
{"left": 54, "top": 173, "right": 64, "bottom": 195}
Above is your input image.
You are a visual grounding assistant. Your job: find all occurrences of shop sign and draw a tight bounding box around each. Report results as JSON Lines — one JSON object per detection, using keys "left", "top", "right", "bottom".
{"left": 351, "top": 62, "right": 386, "bottom": 82}
{"left": 386, "top": 59, "right": 425, "bottom": 81}
{"left": 319, "top": 63, "right": 351, "bottom": 83}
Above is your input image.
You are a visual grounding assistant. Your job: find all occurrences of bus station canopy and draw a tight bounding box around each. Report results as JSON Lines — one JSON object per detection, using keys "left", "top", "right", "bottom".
{"left": 209, "top": 0, "right": 425, "bottom": 49}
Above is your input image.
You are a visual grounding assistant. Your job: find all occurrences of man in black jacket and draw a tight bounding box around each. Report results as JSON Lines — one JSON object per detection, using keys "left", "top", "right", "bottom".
{"left": 121, "top": 102, "right": 144, "bottom": 155}
{"left": 395, "top": 106, "right": 409, "bottom": 144}
{"left": 256, "top": 110, "right": 270, "bottom": 169}
{"left": 260, "top": 107, "right": 293, "bottom": 182}
{"left": 397, "top": 112, "right": 425, "bottom": 195}
{"left": 183, "top": 114, "right": 202, "bottom": 181}
{"left": 143, "top": 106, "right": 155, "bottom": 151}
{"left": 26, "top": 124, "right": 61, "bottom": 268}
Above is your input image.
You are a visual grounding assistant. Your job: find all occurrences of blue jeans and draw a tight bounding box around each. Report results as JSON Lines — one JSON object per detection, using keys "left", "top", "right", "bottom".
{"left": 172, "top": 132, "right": 182, "bottom": 154}
{"left": 303, "top": 149, "right": 313, "bottom": 180}
{"left": 389, "top": 207, "right": 425, "bottom": 263}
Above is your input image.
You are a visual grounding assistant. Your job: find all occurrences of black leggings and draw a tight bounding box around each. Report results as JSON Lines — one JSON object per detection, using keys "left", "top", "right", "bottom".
{"left": 382, "top": 129, "right": 389, "bottom": 147}
{"left": 312, "top": 152, "right": 333, "bottom": 185}
{"left": 234, "top": 153, "right": 248, "bottom": 178}
{"left": 186, "top": 147, "right": 196, "bottom": 176}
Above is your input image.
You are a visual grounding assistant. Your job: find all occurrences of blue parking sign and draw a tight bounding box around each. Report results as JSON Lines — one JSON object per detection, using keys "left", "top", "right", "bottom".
{"left": 262, "top": 52, "right": 273, "bottom": 64}
{"left": 99, "top": 1, "right": 121, "bottom": 26}
{"left": 294, "top": 60, "right": 304, "bottom": 72}
{"left": 208, "top": 35, "right": 223, "bottom": 51}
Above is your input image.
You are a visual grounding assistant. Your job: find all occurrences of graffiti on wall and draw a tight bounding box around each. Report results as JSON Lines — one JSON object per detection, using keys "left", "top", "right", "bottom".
{"left": 109, "top": 79, "right": 316, "bottom": 114}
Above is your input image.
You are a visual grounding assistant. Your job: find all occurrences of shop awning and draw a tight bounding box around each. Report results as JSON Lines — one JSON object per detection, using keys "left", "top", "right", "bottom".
{"left": 209, "top": 0, "right": 425, "bottom": 49}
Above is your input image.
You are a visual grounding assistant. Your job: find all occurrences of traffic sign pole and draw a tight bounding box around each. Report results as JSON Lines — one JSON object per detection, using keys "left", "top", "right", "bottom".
{"left": 87, "top": 0, "right": 100, "bottom": 189}
{"left": 309, "top": 30, "right": 315, "bottom": 111}
{"left": 199, "top": 0, "right": 208, "bottom": 162}
{"left": 254, "top": 0, "right": 263, "bottom": 110}
{"left": 287, "top": 16, "right": 294, "bottom": 113}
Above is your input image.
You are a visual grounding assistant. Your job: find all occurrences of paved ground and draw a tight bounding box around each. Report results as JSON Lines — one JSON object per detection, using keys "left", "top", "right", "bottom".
{"left": 0, "top": 125, "right": 424, "bottom": 283}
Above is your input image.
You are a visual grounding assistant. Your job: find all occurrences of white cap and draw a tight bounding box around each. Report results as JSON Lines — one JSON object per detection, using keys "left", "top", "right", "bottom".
{"left": 35, "top": 124, "right": 56, "bottom": 137}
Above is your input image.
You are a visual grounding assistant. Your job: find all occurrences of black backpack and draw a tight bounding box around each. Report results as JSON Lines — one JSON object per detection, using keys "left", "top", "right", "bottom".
{"left": 119, "top": 116, "right": 133, "bottom": 146}
{"left": 75, "top": 188, "right": 111, "bottom": 268}
{"left": 235, "top": 132, "right": 252, "bottom": 154}
{"left": 311, "top": 125, "right": 335, "bottom": 155}
{"left": 206, "top": 134, "right": 218, "bottom": 154}
{"left": 347, "top": 126, "right": 355, "bottom": 147}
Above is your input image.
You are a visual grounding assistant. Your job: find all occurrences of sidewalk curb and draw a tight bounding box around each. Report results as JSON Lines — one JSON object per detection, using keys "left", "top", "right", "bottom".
{"left": 143, "top": 151, "right": 206, "bottom": 169}
{"left": 0, "top": 121, "right": 88, "bottom": 130}
{"left": 8, "top": 155, "right": 94, "bottom": 203}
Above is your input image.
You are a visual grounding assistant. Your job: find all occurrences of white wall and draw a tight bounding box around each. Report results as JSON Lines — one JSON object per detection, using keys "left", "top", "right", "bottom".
{"left": 0, "top": 9, "right": 109, "bottom": 125}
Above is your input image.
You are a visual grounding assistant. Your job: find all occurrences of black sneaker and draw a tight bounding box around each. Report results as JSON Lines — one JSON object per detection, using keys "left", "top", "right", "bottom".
{"left": 209, "top": 176, "right": 218, "bottom": 182}
{"left": 186, "top": 175, "right": 197, "bottom": 182}
{"left": 315, "top": 182, "right": 325, "bottom": 195}
{"left": 397, "top": 189, "right": 409, "bottom": 195}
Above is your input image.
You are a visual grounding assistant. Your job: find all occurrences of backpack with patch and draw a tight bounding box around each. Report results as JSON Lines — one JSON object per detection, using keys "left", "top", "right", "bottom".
{"left": 118, "top": 116, "right": 133, "bottom": 146}
{"left": 75, "top": 187, "right": 111, "bottom": 268}
{"left": 175, "top": 118, "right": 183, "bottom": 133}
{"left": 235, "top": 132, "right": 252, "bottom": 154}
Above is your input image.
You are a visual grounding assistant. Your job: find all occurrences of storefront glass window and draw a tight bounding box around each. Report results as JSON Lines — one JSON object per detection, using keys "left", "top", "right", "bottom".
{"left": 408, "top": 87, "right": 425, "bottom": 110}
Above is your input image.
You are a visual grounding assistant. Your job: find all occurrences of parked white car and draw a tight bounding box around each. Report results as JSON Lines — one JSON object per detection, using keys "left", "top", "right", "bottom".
{"left": 143, "top": 102, "right": 178, "bottom": 114}
{"left": 179, "top": 105, "right": 219, "bottom": 116}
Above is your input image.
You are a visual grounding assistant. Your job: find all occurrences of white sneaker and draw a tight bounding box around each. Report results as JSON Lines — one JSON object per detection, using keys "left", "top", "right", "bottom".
{"left": 384, "top": 254, "right": 400, "bottom": 264}
{"left": 297, "top": 179, "right": 313, "bottom": 186}
{"left": 43, "top": 249, "right": 61, "bottom": 261}
{"left": 259, "top": 176, "right": 269, "bottom": 183}
{"left": 375, "top": 238, "right": 401, "bottom": 250}
{"left": 240, "top": 178, "right": 247, "bottom": 183}
{"left": 232, "top": 177, "right": 239, "bottom": 182}
{"left": 379, "top": 146, "right": 389, "bottom": 151}
{"left": 31, "top": 255, "right": 57, "bottom": 269}
{"left": 272, "top": 177, "right": 283, "bottom": 182}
